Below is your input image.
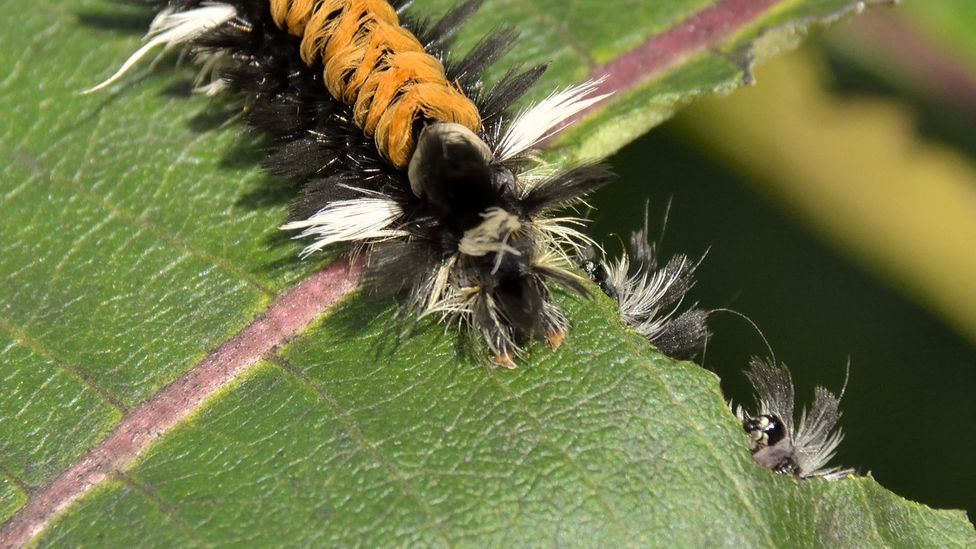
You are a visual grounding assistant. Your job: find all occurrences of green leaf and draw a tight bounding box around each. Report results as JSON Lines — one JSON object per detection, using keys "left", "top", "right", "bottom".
{"left": 0, "top": 0, "right": 971, "bottom": 545}
{"left": 30, "top": 297, "right": 976, "bottom": 546}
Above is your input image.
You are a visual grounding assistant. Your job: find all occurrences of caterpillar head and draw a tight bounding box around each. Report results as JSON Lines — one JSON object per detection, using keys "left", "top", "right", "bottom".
{"left": 406, "top": 122, "right": 605, "bottom": 365}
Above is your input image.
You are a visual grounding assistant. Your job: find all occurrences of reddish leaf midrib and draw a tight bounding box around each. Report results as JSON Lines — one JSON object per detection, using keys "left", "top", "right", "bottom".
{"left": 591, "top": 0, "right": 780, "bottom": 92}
{"left": 0, "top": 257, "right": 362, "bottom": 548}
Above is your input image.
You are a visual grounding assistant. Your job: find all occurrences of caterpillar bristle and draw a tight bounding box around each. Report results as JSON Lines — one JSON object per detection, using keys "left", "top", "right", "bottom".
{"left": 83, "top": 5, "right": 239, "bottom": 94}
{"left": 412, "top": 0, "right": 483, "bottom": 50}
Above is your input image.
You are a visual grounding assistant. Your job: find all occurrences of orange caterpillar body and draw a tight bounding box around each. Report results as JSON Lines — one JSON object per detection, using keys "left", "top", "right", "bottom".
{"left": 270, "top": 0, "right": 482, "bottom": 168}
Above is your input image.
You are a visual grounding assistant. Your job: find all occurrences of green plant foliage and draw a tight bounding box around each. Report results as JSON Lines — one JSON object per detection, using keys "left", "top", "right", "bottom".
{"left": 0, "top": 0, "right": 972, "bottom": 545}
{"left": 35, "top": 297, "right": 976, "bottom": 546}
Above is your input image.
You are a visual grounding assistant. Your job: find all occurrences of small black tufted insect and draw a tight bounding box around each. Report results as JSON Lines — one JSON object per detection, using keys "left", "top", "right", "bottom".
{"left": 582, "top": 223, "right": 709, "bottom": 361}
{"left": 581, "top": 256, "right": 617, "bottom": 302}
{"left": 741, "top": 413, "right": 796, "bottom": 475}
{"left": 735, "top": 358, "right": 854, "bottom": 480}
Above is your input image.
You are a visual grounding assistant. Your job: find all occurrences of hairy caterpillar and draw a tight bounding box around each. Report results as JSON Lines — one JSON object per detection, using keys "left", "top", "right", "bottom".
{"left": 90, "top": 0, "right": 612, "bottom": 366}
{"left": 582, "top": 223, "right": 709, "bottom": 360}
{"left": 735, "top": 358, "right": 854, "bottom": 480}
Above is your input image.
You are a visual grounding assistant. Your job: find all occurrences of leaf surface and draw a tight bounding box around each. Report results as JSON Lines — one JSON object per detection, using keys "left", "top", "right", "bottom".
{"left": 0, "top": 0, "right": 971, "bottom": 545}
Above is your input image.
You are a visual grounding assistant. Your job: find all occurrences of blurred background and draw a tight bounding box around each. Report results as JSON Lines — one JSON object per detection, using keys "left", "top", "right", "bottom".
{"left": 590, "top": 2, "right": 976, "bottom": 517}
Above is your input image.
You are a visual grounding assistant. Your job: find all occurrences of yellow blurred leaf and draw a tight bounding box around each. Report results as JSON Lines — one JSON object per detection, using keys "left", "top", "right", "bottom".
{"left": 674, "top": 48, "right": 976, "bottom": 346}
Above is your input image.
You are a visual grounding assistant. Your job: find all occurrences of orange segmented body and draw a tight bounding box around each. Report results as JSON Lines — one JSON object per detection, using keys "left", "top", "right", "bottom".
{"left": 269, "top": 0, "right": 483, "bottom": 169}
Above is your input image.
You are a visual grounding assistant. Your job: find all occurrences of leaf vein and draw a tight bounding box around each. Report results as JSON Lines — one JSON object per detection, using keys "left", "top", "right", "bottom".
{"left": 0, "top": 141, "right": 275, "bottom": 297}
{"left": 111, "top": 471, "right": 207, "bottom": 548}
{"left": 483, "top": 364, "right": 632, "bottom": 538}
{"left": 0, "top": 317, "right": 128, "bottom": 414}
{"left": 270, "top": 356, "right": 458, "bottom": 548}
{"left": 0, "top": 460, "right": 32, "bottom": 496}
